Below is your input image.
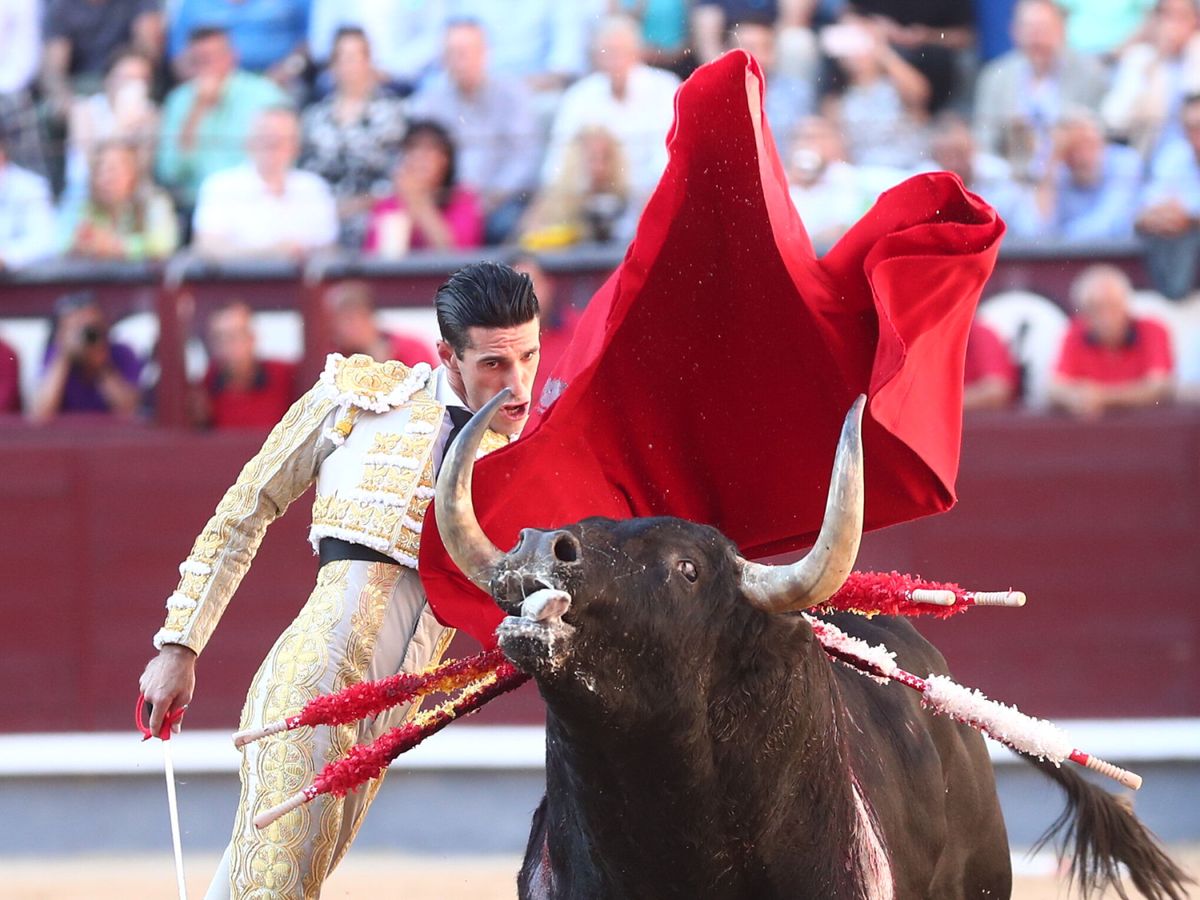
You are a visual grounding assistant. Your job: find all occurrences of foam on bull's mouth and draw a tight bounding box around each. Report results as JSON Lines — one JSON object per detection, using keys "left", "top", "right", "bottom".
{"left": 496, "top": 588, "right": 574, "bottom": 669}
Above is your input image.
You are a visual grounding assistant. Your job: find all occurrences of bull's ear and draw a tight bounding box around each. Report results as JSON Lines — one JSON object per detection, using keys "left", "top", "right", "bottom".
{"left": 737, "top": 396, "right": 865, "bottom": 613}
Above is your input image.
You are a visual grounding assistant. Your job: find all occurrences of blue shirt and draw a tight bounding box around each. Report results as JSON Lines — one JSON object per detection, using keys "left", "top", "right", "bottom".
{"left": 307, "top": 0, "right": 444, "bottom": 85}
{"left": 617, "top": 0, "right": 686, "bottom": 50}
{"left": 975, "top": 0, "right": 1017, "bottom": 62}
{"left": 764, "top": 74, "right": 815, "bottom": 158}
{"left": 1011, "top": 144, "right": 1144, "bottom": 241}
{"left": 1141, "top": 137, "right": 1200, "bottom": 217}
{"left": 169, "top": 0, "right": 310, "bottom": 73}
{"left": 444, "top": 0, "right": 589, "bottom": 78}
{"left": 0, "top": 162, "right": 56, "bottom": 267}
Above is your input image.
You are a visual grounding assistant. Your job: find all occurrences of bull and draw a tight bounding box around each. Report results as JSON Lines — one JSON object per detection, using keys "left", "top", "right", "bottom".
{"left": 436, "top": 390, "right": 1189, "bottom": 899}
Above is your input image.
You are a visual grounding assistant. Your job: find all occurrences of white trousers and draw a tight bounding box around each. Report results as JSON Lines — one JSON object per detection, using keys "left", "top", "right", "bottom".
{"left": 205, "top": 560, "right": 451, "bottom": 899}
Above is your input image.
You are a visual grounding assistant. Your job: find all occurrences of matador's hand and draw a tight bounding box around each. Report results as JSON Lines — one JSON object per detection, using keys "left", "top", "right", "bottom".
{"left": 139, "top": 644, "right": 197, "bottom": 735}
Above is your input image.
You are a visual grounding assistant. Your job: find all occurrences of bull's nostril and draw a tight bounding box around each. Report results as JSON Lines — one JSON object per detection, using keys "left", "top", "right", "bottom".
{"left": 553, "top": 534, "right": 579, "bottom": 564}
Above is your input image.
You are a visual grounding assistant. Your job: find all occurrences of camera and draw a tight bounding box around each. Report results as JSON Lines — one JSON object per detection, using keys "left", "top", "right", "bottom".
{"left": 82, "top": 325, "right": 103, "bottom": 345}
{"left": 583, "top": 192, "right": 626, "bottom": 243}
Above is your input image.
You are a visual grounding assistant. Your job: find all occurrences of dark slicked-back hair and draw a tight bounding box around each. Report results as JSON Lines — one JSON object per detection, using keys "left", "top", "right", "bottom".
{"left": 435, "top": 262, "right": 539, "bottom": 357}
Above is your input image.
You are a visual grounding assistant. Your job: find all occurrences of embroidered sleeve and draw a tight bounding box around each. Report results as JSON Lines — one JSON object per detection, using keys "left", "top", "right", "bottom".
{"left": 153, "top": 382, "right": 339, "bottom": 654}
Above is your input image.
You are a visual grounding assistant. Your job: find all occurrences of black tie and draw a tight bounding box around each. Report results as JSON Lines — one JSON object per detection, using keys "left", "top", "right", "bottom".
{"left": 446, "top": 405, "right": 474, "bottom": 453}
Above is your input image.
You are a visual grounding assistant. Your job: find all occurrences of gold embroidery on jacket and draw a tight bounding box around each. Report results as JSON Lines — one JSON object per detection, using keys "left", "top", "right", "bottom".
{"left": 159, "top": 386, "right": 336, "bottom": 653}
{"left": 328, "top": 575, "right": 453, "bottom": 873}
{"left": 478, "top": 428, "right": 512, "bottom": 457}
{"left": 328, "top": 354, "right": 410, "bottom": 402}
{"left": 312, "top": 496, "right": 404, "bottom": 546}
{"left": 310, "top": 401, "right": 437, "bottom": 562}
{"left": 367, "top": 432, "right": 405, "bottom": 454}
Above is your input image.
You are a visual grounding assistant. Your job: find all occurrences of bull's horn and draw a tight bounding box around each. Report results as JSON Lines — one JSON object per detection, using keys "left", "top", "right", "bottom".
{"left": 434, "top": 388, "right": 512, "bottom": 591}
{"left": 739, "top": 396, "right": 866, "bottom": 613}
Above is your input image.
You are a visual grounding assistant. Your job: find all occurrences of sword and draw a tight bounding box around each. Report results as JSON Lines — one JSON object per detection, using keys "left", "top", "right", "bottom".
{"left": 137, "top": 694, "right": 189, "bottom": 899}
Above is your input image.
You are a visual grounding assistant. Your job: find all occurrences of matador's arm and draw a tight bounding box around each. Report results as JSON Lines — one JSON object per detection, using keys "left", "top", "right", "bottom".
{"left": 153, "top": 381, "right": 340, "bottom": 654}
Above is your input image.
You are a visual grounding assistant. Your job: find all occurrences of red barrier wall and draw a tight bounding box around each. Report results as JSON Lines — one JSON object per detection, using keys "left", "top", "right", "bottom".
{"left": 2, "top": 406, "right": 1197, "bottom": 733}
{"left": 856, "top": 408, "right": 1200, "bottom": 720}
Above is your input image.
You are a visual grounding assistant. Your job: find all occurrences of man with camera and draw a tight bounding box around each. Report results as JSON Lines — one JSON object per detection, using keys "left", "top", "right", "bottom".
{"left": 29, "top": 291, "right": 141, "bottom": 422}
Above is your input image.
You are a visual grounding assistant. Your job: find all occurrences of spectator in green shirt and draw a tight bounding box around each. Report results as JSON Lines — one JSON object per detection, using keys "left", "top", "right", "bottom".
{"left": 1057, "top": 0, "right": 1156, "bottom": 57}
{"left": 156, "top": 26, "right": 286, "bottom": 210}
{"left": 62, "top": 139, "right": 179, "bottom": 261}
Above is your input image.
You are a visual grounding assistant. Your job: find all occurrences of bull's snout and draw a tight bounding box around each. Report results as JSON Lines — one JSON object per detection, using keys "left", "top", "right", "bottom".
{"left": 515, "top": 528, "right": 582, "bottom": 565}
{"left": 492, "top": 528, "right": 582, "bottom": 614}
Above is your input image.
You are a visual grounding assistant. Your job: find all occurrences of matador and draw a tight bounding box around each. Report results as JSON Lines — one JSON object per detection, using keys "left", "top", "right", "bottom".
{"left": 138, "top": 262, "right": 542, "bottom": 898}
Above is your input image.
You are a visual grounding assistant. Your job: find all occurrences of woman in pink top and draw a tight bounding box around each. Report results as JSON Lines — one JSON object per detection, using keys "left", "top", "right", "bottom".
{"left": 363, "top": 120, "right": 484, "bottom": 253}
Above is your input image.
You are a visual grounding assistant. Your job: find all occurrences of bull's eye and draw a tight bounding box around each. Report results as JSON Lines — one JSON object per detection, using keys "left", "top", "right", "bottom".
{"left": 676, "top": 559, "right": 698, "bottom": 583}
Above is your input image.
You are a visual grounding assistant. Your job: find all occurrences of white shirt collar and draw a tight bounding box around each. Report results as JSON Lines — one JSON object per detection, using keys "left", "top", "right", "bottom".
{"left": 431, "top": 365, "right": 469, "bottom": 410}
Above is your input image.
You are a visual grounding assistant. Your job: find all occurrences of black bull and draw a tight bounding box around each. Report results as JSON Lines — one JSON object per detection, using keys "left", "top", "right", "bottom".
{"left": 435, "top": 392, "right": 1189, "bottom": 900}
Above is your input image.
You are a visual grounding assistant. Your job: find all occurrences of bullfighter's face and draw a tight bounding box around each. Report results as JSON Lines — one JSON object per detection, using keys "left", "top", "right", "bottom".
{"left": 439, "top": 320, "right": 541, "bottom": 436}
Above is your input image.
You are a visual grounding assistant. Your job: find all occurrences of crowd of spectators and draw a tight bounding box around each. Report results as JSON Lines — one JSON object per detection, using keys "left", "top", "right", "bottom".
{"left": 0, "top": 0, "right": 1196, "bottom": 425}
{"left": 4, "top": 0, "right": 1199, "bottom": 272}
{"left": 0, "top": 2, "right": 1199, "bottom": 271}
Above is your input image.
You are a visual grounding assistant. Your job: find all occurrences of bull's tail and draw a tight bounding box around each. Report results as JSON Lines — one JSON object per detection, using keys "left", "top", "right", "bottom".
{"left": 1026, "top": 756, "right": 1192, "bottom": 899}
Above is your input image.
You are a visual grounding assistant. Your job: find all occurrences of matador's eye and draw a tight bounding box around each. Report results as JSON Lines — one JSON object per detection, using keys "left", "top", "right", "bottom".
{"left": 676, "top": 559, "right": 698, "bottom": 583}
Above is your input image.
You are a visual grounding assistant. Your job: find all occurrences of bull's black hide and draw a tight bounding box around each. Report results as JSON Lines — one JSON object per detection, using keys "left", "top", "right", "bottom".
{"left": 492, "top": 518, "right": 1187, "bottom": 900}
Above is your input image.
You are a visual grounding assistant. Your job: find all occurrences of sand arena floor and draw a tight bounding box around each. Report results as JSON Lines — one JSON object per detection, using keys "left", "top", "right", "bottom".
{"left": 1, "top": 848, "right": 1196, "bottom": 899}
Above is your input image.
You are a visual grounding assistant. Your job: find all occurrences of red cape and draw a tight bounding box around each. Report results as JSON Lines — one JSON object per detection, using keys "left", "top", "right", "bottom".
{"left": 420, "top": 51, "right": 1005, "bottom": 648}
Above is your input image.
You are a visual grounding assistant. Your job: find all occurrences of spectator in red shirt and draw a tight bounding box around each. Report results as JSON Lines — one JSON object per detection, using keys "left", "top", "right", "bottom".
{"left": 327, "top": 280, "right": 437, "bottom": 367}
{"left": 514, "top": 253, "right": 583, "bottom": 409}
{"left": 963, "top": 318, "right": 1019, "bottom": 410}
{"left": 196, "top": 301, "right": 297, "bottom": 430}
{"left": 0, "top": 337, "right": 21, "bottom": 413}
{"left": 1049, "top": 265, "right": 1175, "bottom": 418}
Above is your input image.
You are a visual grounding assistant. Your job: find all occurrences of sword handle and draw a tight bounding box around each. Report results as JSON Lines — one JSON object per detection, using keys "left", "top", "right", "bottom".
{"left": 136, "top": 692, "right": 186, "bottom": 741}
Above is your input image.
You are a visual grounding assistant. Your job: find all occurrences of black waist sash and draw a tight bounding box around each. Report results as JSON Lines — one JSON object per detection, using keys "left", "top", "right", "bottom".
{"left": 318, "top": 537, "right": 398, "bottom": 568}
